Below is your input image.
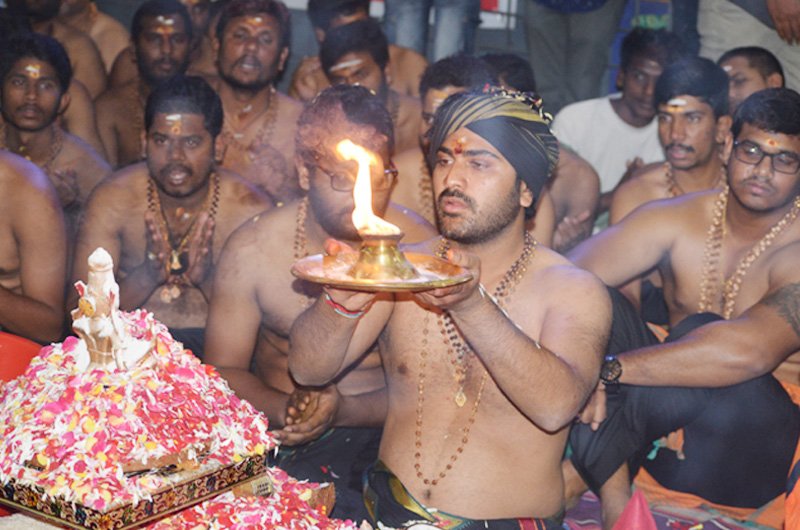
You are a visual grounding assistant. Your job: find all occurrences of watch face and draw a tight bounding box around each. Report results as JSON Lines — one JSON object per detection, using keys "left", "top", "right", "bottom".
{"left": 601, "top": 356, "right": 622, "bottom": 384}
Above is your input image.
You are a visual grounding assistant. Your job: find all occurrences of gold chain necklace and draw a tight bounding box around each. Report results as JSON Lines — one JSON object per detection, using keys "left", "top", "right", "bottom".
{"left": 417, "top": 157, "right": 434, "bottom": 223}
{"left": 221, "top": 87, "right": 279, "bottom": 160}
{"left": 147, "top": 172, "right": 220, "bottom": 303}
{"left": 414, "top": 231, "right": 537, "bottom": 486}
{"left": 665, "top": 161, "right": 725, "bottom": 198}
{"left": 698, "top": 185, "right": 800, "bottom": 318}
{"left": 0, "top": 122, "right": 64, "bottom": 176}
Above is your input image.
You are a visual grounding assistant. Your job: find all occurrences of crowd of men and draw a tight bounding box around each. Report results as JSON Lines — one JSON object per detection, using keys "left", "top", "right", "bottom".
{"left": 2, "top": 0, "right": 800, "bottom": 528}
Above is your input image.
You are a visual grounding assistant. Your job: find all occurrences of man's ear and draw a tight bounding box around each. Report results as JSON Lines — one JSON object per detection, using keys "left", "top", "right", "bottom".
{"left": 213, "top": 135, "right": 226, "bottom": 164}
{"left": 767, "top": 72, "right": 784, "bottom": 89}
{"left": 314, "top": 28, "right": 325, "bottom": 44}
{"left": 615, "top": 69, "right": 625, "bottom": 91}
{"left": 715, "top": 115, "right": 733, "bottom": 144}
{"left": 519, "top": 180, "right": 534, "bottom": 210}
{"left": 721, "top": 129, "right": 734, "bottom": 163}
{"left": 57, "top": 91, "right": 71, "bottom": 116}
{"left": 278, "top": 46, "right": 289, "bottom": 73}
{"left": 296, "top": 154, "right": 311, "bottom": 191}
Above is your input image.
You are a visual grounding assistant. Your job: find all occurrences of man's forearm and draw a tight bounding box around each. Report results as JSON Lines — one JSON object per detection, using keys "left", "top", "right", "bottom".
{"left": 0, "top": 287, "right": 63, "bottom": 343}
{"left": 289, "top": 296, "right": 362, "bottom": 386}
{"left": 216, "top": 367, "right": 291, "bottom": 427}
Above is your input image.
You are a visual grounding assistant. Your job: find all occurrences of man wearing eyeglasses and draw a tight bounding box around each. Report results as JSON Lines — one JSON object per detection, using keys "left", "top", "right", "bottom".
{"left": 204, "top": 84, "right": 434, "bottom": 521}
{"left": 565, "top": 87, "right": 800, "bottom": 528}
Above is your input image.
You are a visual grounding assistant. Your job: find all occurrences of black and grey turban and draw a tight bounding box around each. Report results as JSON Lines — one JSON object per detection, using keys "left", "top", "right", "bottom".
{"left": 427, "top": 87, "right": 559, "bottom": 209}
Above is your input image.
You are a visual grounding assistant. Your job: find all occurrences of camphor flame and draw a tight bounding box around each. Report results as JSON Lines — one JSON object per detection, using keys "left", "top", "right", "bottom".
{"left": 336, "top": 139, "right": 402, "bottom": 237}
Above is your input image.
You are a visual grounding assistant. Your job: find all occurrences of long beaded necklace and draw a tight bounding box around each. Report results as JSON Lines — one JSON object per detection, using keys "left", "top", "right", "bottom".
{"left": 221, "top": 87, "right": 279, "bottom": 162}
{"left": 0, "top": 122, "right": 64, "bottom": 176}
{"left": 147, "top": 172, "right": 220, "bottom": 303}
{"left": 698, "top": 185, "right": 800, "bottom": 319}
{"left": 665, "top": 161, "right": 725, "bottom": 198}
{"left": 414, "top": 231, "right": 537, "bottom": 486}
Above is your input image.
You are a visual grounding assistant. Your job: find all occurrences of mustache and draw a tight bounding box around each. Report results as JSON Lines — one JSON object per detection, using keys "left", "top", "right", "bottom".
{"left": 234, "top": 55, "right": 263, "bottom": 69}
{"left": 437, "top": 188, "right": 475, "bottom": 210}
{"left": 16, "top": 104, "right": 43, "bottom": 115}
{"left": 665, "top": 143, "right": 694, "bottom": 153}
{"left": 158, "top": 163, "right": 193, "bottom": 178}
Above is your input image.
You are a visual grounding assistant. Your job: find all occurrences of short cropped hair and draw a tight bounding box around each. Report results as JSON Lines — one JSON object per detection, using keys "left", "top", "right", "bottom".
{"left": 731, "top": 87, "right": 800, "bottom": 139}
{"left": 0, "top": 33, "right": 72, "bottom": 92}
{"left": 296, "top": 84, "right": 395, "bottom": 163}
{"left": 654, "top": 57, "right": 730, "bottom": 118}
{"left": 307, "top": 0, "right": 369, "bottom": 32}
{"left": 144, "top": 74, "right": 224, "bottom": 137}
{"left": 718, "top": 46, "right": 785, "bottom": 87}
{"left": 620, "top": 27, "right": 687, "bottom": 72}
{"left": 481, "top": 52, "right": 536, "bottom": 93}
{"left": 320, "top": 18, "right": 389, "bottom": 73}
{"left": 216, "top": 0, "right": 291, "bottom": 50}
{"left": 132, "top": 0, "right": 193, "bottom": 44}
{"left": 416, "top": 53, "right": 496, "bottom": 100}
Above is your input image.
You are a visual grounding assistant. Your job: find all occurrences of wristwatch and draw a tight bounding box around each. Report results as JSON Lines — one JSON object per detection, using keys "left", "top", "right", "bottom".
{"left": 600, "top": 354, "right": 622, "bottom": 385}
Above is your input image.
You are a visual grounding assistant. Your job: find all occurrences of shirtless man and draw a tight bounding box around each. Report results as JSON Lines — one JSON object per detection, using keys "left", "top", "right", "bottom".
{"left": 210, "top": 0, "right": 303, "bottom": 204}
{"left": 74, "top": 75, "right": 271, "bottom": 355}
{"left": 205, "top": 84, "right": 434, "bottom": 519}
{"left": 0, "top": 151, "right": 66, "bottom": 343}
{"left": 108, "top": 0, "right": 217, "bottom": 87}
{"left": 95, "top": 0, "right": 192, "bottom": 168}
{"left": 568, "top": 88, "right": 800, "bottom": 528}
{"left": 289, "top": 88, "right": 610, "bottom": 528}
{"left": 7, "top": 0, "right": 106, "bottom": 98}
{"left": 288, "top": 0, "right": 427, "bottom": 102}
{"left": 0, "top": 33, "right": 110, "bottom": 237}
{"left": 718, "top": 46, "right": 785, "bottom": 114}
{"left": 609, "top": 57, "right": 731, "bottom": 317}
{"left": 320, "top": 18, "right": 422, "bottom": 155}
{"left": 58, "top": 0, "right": 130, "bottom": 73}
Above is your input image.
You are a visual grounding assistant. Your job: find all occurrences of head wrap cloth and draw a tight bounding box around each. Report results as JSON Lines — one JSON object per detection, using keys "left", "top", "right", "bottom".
{"left": 427, "top": 90, "right": 560, "bottom": 202}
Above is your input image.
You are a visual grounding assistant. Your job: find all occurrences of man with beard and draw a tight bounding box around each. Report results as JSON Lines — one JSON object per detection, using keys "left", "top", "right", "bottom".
{"left": 288, "top": 0, "right": 428, "bottom": 102}
{"left": 0, "top": 151, "right": 66, "bottom": 343}
{"left": 320, "top": 18, "right": 422, "bottom": 155}
{"left": 7, "top": 0, "right": 106, "bottom": 98}
{"left": 57, "top": 0, "right": 130, "bottom": 73}
{"left": 205, "top": 84, "right": 435, "bottom": 520}
{"left": 211, "top": 0, "right": 303, "bottom": 204}
{"left": 552, "top": 28, "right": 686, "bottom": 220}
{"left": 289, "top": 88, "right": 611, "bottom": 528}
{"left": 609, "top": 57, "right": 731, "bottom": 319}
{"left": 568, "top": 88, "right": 800, "bottom": 529}
{"left": 95, "top": 0, "right": 193, "bottom": 168}
{"left": 0, "top": 33, "right": 110, "bottom": 238}
{"left": 73, "top": 75, "right": 271, "bottom": 355}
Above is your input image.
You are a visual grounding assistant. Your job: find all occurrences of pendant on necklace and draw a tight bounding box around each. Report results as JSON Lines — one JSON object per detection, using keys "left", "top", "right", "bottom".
{"left": 169, "top": 250, "right": 187, "bottom": 274}
{"left": 455, "top": 389, "right": 467, "bottom": 408}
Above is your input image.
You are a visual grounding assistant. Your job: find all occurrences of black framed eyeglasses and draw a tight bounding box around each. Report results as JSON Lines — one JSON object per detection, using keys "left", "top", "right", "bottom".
{"left": 733, "top": 140, "right": 800, "bottom": 174}
{"left": 317, "top": 164, "right": 398, "bottom": 192}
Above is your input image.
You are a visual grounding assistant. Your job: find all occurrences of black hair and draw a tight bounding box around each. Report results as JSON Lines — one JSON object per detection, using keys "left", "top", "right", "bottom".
{"left": 216, "top": 0, "right": 291, "bottom": 50}
{"left": 620, "top": 27, "right": 688, "bottom": 72}
{"left": 731, "top": 87, "right": 800, "bottom": 139}
{"left": 132, "top": 0, "right": 194, "bottom": 43}
{"left": 320, "top": 18, "right": 389, "bottom": 74}
{"left": 296, "top": 83, "right": 395, "bottom": 161}
{"left": 144, "top": 74, "right": 223, "bottom": 137}
{"left": 654, "top": 56, "right": 730, "bottom": 118}
{"left": 0, "top": 7, "right": 32, "bottom": 44}
{"left": 481, "top": 52, "right": 536, "bottom": 92}
{"left": 718, "top": 46, "right": 785, "bottom": 87}
{"left": 418, "top": 53, "right": 497, "bottom": 99}
{"left": 0, "top": 33, "right": 72, "bottom": 92}
{"left": 307, "top": 0, "right": 369, "bottom": 32}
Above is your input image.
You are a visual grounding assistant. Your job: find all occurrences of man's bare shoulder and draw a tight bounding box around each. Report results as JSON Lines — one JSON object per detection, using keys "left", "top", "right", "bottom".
{"left": 217, "top": 169, "right": 273, "bottom": 209}
{"left": 91, "top": 12, "right": 130, "bottom": 41}
{"left": 222, "top": 201, "right": 297, "bottom": 264}
{"left": 388, "top": 44, "right": 427, "bottom": 70}
{"left": 276, "top": 91, "right": 303, "bottom": 120}
{"left": 385, "top": 202, "right": 437, "bottom": 243}
{"left": 610, "top": 161, "right": 668, "bottom": 221}
{"left": 89, "top": 163, "right": 147, "bottom": 202}
{"left": 53, "top": 20, "right": 98, "bottom": 51}
{"left": 528, "top": 245, "right": 611, "bottom": 310}
{"left": 60, "top": 132, "right": 111, "bottom": 171}
{"left": 95, "top": 81, "right": 134, "bottom": 111}
{"left": 0, "top": 151, "right": 53, "bottom": 195}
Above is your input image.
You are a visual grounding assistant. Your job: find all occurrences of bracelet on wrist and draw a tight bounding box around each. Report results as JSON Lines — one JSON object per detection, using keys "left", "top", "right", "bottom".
{"left": 323, "top": 293, "right": 366, "bottom": 320}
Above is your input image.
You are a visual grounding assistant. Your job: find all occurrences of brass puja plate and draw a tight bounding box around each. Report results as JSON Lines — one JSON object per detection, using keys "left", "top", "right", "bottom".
{"left": 291, "top": 252, "right": 472, "bottom": 292}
